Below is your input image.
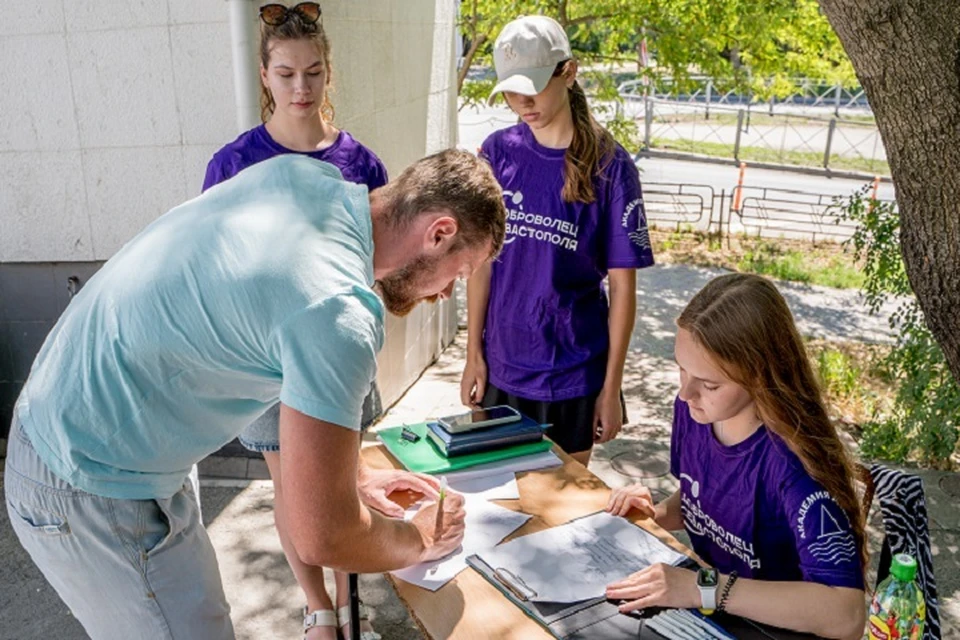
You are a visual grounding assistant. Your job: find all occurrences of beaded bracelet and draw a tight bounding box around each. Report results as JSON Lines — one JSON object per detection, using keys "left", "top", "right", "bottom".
{"left": 716, "top": 571, "right": 739, "bottom": 614}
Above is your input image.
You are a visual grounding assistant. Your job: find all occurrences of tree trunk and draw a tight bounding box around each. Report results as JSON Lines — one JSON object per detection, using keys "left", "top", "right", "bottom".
{"left": 818, "top": 0, "right": 960, "bottom": 382}
{"left": 457, "top": 34, "right": 487, "bottom": 94}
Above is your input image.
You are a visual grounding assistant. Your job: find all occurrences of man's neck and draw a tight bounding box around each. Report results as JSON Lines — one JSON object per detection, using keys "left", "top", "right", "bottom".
{"left": 370, "top": 195, "right": 413, "bottom": 280}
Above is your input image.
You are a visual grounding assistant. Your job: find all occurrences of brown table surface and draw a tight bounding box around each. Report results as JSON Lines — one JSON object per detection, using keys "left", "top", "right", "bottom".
{"left": 361, "top": 443, "right": 698, "bottom": 640}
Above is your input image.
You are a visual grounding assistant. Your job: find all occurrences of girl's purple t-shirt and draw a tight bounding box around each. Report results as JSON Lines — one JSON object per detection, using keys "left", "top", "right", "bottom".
{"left": 202, "top": 125, "right": 387, "bottom": 192}
{"left": 670, "top": 397, "right": 865, "bottom": 589}
{"left": 480, "top": 124, "right": 654, "bottom": 402}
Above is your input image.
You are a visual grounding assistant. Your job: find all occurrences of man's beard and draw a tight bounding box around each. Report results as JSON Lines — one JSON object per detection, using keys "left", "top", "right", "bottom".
{"left": 377, "top": 254, "right": 441, "bottom": 317}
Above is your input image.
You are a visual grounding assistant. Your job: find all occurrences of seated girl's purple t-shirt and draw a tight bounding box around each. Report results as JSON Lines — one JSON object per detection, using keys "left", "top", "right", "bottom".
{"left": 480, "top": 124, "right": 654, "bottom": 402}
{"left": 202, "top": 125, "right": 387, "bottom": 192}
{"left": 670, "top": 397, "right": 864, "bottom": 589}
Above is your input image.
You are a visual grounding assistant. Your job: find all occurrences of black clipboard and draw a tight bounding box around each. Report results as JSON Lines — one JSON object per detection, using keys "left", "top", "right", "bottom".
{"left": 466, "top": 553, "right": 656, "bottom": 639}
{"left": 466, "top": 554, "right": 822, "bottom": 640}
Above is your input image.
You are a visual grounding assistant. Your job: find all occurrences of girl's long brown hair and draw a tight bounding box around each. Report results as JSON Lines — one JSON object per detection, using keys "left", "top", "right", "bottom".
{"left": 259, "top": 14, "right": 334, "bottom": 123}
{"left": 556, "top": 61, "right": 615, "bottom": 204}
{"left": 677, "top": 273, "right": 868, "bottom": 575}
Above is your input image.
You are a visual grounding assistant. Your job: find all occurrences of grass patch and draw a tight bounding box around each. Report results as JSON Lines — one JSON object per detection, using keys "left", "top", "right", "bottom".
{"left": 738, "top": 242, "right": 865, "bottom": 289}
{"left": 651, "top": 228, "right": 865, "bottom": 290}
{"left": 806, "top": 339, "right": 894, "bottom": 432}
{"left": 649, "top": 137, "right": 889, "bottom": 176}
{"left": 653, "top": 112, "right": 876, "bottom": 128}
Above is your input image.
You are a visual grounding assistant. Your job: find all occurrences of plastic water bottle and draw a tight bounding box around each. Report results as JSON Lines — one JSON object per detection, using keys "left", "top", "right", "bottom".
{"left": 867, "top": 553, "right": 925, "bottom": 640}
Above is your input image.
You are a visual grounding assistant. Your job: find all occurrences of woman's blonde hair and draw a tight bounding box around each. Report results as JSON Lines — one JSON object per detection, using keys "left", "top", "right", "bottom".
{"left": 678, "top": 273, "right": 868, "bottom": 575}
{"left": 258, "top": 13, "right": 334, "bottom": 123}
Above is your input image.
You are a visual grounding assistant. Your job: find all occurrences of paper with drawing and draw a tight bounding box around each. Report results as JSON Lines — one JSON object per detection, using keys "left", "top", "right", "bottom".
{"left": 475, "top": 511, "right": 688, "bottom": 602}
{"left": 391, "top": 492, "right": 531, "bottom": 591}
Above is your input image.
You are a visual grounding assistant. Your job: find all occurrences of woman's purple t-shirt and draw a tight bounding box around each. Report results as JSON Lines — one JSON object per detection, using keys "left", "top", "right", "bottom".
{"left": 202, "top": 125, "right": 387, "bottom": 192}
{"left": 670, "top": 397, "right": 864, "bottom": 589}
{"left": 480, "top": 124, "right": 654, "bottom": 402}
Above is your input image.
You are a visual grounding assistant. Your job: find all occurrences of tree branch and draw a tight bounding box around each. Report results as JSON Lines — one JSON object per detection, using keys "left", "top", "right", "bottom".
{"left": 566, "top": 13, "right": 617, "bottom": 27}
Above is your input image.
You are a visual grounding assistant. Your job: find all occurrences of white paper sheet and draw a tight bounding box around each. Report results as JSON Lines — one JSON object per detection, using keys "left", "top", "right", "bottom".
{"left": 475, "top": 511, "right": 688, "bottom": 602}
{"left": 441, "top": 450, "right": 562, "bottom": 484}
{"left": 447, "top": 471, "right": 520, "bottom": 501}
{"left": 391, "top": 494, "right": 532, "bottom": 591}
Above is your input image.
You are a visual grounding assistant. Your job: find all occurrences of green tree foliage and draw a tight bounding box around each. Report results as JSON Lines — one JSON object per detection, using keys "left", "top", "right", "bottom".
{"left": 839, "top": 187, "right": 960, "bottom": 468}
{"left": 458, "top": 0, "right": 856, "bottom": 99}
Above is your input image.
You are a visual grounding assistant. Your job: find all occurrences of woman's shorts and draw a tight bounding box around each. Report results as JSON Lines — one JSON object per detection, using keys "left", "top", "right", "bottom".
{"left": 480, "top": 383, "right": 626, "bottom": 455}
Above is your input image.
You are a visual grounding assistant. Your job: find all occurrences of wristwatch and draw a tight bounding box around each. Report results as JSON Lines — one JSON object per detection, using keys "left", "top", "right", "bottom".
{"left": 696, "top": 567, "right": 719, "bottom": 614}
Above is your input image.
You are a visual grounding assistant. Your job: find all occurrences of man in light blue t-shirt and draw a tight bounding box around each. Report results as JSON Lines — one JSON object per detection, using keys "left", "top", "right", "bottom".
{"left": 4, "top": 150, "right": 506, "bottom": 639}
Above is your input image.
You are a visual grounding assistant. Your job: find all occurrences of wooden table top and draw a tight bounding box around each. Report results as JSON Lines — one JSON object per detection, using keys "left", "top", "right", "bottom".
{"left": 361, "top": 444, "right": 697, "bottom": 640}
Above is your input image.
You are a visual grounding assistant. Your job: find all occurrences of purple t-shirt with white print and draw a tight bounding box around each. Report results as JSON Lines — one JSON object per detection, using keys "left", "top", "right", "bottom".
{"left": 670, "top": 397, "right": 864, "bottom": 588}
{"left": 480, "top": 124, "right": 654, "bottom": 402}
{"left": 202, "top": 125, "right": 387, "bottom": 192}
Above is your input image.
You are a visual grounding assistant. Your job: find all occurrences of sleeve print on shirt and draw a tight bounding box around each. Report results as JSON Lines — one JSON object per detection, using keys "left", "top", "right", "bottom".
{"left": 795, "top": 490, "right": 858, "bottom": 566}
{"left": 622, "top": 196, "right": 652, "bottom": 251}
{"left": 604, "top": 154, "right": 655, "bottom": 269}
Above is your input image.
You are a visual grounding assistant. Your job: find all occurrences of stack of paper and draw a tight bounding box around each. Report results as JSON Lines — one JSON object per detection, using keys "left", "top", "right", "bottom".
{"left": 391, "top": 476, "right": 531, "bottom": 591}
{"left": 475, "top": 511, "right": 688, "bottom": 602}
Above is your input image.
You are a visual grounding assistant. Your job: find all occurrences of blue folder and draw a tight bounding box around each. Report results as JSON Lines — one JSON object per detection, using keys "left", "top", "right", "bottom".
{"left": 425, "top": 414, "right": 546, "bottom": 457}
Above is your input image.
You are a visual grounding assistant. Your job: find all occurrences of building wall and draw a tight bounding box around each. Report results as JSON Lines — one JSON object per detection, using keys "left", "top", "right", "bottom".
{"left": 0, "top": 0, "right": 459, "bottom": 438}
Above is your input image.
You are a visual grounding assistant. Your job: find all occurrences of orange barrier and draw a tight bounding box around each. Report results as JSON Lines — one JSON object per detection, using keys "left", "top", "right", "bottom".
{"left": 732, "top": 162, "right": 747, "bottom": 212}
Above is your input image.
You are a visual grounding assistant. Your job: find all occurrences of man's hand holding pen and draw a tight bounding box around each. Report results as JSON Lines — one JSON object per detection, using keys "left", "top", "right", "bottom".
{"left": 412, "top": 478, "right": 466, "bottom": 563}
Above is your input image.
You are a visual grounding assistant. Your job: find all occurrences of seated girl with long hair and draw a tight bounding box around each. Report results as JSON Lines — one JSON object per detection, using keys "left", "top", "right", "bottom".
{"left": 606, "top": 273, "right": 867, "bottom": 640}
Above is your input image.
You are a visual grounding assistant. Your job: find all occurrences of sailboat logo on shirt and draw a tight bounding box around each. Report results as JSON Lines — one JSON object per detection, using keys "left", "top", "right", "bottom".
{"left": 798, "top": 494, "right": 857, "bottom": 565}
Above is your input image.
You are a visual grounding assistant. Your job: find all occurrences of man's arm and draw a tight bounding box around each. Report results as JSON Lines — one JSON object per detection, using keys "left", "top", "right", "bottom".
{"left": 279, "top": 403, "right": 464, "bottom": 573}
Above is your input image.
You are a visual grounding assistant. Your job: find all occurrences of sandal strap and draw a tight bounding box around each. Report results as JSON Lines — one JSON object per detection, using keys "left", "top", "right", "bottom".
{"left": 336, "top": 602, "right": 371, "bottom": 625}
{"left": 303, "top": 608, "right": 337, "bottom": 631}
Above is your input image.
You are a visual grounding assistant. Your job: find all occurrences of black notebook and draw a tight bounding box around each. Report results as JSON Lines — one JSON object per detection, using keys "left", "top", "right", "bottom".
{"left": 466, "top": 554, "right": 820, "bottom": 640}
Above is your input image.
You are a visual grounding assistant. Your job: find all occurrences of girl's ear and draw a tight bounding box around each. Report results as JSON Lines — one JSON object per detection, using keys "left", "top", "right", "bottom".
{"left": 564, "top": 59, "right": 579, "bottom": 89}
{"left": 260, "top": 64, "right": 269, "bottom": 89}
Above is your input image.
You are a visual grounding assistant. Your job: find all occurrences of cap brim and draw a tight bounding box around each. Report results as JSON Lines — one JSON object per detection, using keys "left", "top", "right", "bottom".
{"left": 487, "top": 66, "right": 556, "bottom": 105}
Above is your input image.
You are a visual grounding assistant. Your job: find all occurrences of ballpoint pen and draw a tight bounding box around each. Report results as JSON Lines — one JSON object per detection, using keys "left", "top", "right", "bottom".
{"left": 434, "top": 476, "right": 447, "bottom": 539}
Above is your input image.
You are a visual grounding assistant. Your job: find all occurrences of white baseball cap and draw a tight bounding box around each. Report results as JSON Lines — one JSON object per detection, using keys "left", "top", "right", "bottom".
{"left": 487, "top": 15, "right": 572, "bottom": 105}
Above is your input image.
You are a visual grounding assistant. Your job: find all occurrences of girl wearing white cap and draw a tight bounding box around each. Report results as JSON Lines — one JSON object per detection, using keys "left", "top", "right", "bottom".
{"left": 461, "top": 15, "right": 654, "bottom": 465}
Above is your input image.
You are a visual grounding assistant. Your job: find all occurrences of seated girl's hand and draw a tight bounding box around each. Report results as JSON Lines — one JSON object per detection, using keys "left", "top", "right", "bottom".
{"left": 606, "top": 484, "right": 656, "bottom": 518}
{"left": 605, "top": 564, "right": 699, "bottom": 613}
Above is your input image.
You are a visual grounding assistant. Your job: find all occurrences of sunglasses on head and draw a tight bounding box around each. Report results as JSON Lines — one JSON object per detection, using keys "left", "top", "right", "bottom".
{"left": 259, "top": 2, "right": 321, "bottom": 26}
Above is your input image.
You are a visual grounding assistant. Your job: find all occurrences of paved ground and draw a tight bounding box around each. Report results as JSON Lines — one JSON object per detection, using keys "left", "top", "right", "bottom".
{"left": 2, "top": 263, "right": 956, "bottom": 639}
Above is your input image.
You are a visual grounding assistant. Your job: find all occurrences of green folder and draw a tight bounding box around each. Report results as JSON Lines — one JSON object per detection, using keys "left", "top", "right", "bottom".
{"left": 378, "top": 422, "right": 554, "bottom": 474}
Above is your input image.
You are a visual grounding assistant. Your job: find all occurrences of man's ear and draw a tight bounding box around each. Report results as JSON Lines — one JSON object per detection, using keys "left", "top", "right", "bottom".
{"left": 424, "top": 214, "right": 459, "bottom": 253}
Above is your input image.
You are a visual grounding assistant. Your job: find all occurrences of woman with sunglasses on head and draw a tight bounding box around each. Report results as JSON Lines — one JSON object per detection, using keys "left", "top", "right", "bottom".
{"left": 461, "top": 16, "right": 654, "bottom": 466}
{"left": 203, "top": 5, "right": 392, "bottom": 639}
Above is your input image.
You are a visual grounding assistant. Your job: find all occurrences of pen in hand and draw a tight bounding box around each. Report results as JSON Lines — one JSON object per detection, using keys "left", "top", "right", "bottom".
{"left": 434, "top": 476, "right": 447, "bottom": 540}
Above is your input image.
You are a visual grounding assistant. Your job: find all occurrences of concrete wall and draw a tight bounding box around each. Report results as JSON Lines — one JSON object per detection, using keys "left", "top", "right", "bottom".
{"left": 0, "top": 0, "right": 459, "bottom": 437}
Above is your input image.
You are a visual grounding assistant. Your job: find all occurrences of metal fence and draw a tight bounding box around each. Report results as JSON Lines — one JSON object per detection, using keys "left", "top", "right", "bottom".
{"left": 641, "top": 181, "right": 894, "bottom": 244}
{"left": 619, "top": 75, "right": 871, "bottom": 117}
{"left": 626, "top": 98, "right": 888, "bottom": 176}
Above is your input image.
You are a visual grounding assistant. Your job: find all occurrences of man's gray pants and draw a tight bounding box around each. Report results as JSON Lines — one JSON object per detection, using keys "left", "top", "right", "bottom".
{"left": 4, "top": 418, "right": 234, "bottom": 640}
